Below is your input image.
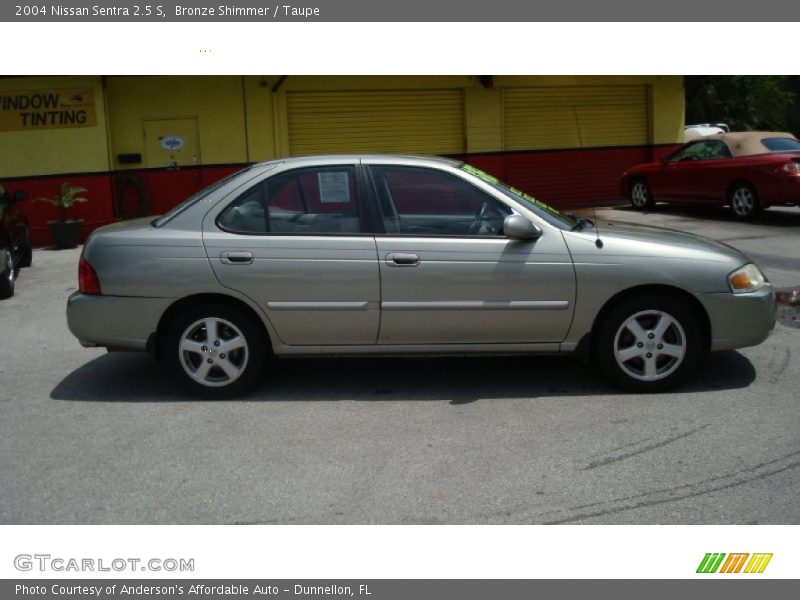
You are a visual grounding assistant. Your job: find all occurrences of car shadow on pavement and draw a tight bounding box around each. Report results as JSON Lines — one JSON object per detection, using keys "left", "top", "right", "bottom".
{"left": 609, "top": 204, "right": 800, "bottom": 226}
{"left": 50, "top": 349, "right": 756, "bottom": 404}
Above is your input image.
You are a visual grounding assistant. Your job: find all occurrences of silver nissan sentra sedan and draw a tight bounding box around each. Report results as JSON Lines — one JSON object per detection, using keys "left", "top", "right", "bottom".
{"left": 66, "top": 155, "right": 776, "bottom": 397}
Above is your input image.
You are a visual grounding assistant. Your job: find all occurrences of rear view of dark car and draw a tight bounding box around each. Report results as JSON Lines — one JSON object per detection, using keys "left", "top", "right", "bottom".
{"left": 0, "top": 185, "right": 32, "bottom": 299}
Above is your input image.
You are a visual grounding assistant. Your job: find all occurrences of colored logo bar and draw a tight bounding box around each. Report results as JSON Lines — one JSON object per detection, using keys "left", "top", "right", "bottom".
{"left": 697, "top": 553, "right": 773, "bottom": 574}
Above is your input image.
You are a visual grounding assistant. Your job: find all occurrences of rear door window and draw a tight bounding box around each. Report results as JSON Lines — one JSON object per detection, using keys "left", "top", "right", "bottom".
{"left": 217, "top": 166, "right": 364, "bottom": 235}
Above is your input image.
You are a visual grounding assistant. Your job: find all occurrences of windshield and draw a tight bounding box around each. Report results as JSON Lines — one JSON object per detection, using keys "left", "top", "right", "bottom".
{"left": 460, "top": 164, "right": 577, "bottom": 229}
{"left": 151, "top": 167, "right": 252, "bottom": 227}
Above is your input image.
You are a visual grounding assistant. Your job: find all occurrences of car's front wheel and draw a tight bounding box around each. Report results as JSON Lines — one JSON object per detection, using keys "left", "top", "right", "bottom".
{"left": 593, "top": 295, "right": 704, "bottom": 392}
{"left": 729, "top": 182, "right": 761, "bottom": 220}
{"left": 629, "top": 178, "right": 654, "bottom": 211}
{"left": 167, "top": 303, "right": 267, "bottom": 398}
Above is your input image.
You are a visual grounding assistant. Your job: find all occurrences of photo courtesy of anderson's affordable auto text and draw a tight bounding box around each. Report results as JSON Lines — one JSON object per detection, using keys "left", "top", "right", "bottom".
{"left": 0, "top": 2, "right": 799, "bottom": 596}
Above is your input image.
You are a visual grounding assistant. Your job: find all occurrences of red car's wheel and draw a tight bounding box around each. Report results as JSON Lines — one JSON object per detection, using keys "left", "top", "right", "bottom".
{"left": 729, "top": 182, "right": 762, "bottom": 220}
{"left": 629, "top": 179, "right": 654, "bottom": 211}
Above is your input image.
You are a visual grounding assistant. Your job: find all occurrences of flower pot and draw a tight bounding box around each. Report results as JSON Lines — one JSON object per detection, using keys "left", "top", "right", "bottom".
{"left": 47, "top": 219, "right": 83, "bottom": 249}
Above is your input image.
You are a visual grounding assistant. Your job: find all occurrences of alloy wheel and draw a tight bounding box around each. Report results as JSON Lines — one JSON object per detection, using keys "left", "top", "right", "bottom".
{"left": 731, "top": 186, "right": 755, "bottom": 217}
{"left": 613, "top": 310, "right": 686, "bottom": 382}
{"left": 631, "top": 182, "right": 649, "bottom": 208}
{"left": 178, "top": 317, "right": 249, "bottom": 388}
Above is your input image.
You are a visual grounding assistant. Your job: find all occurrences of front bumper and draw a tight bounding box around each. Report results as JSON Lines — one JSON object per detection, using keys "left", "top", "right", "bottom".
{"left": 698, "top": 285, "right": 777, "bottom": 351}
{"left": 67, "top": 291, "right": 172, "bottom": 351}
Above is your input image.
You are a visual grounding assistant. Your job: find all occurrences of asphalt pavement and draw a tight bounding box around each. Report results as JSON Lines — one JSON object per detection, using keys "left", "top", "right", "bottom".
{"left": 1, "top": 203, "right": 798, "bottom": 524}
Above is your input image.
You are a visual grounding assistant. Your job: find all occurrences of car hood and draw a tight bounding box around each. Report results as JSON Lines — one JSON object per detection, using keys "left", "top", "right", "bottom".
{"left": 566, "top": 219, "right": 749, "bottom": 264}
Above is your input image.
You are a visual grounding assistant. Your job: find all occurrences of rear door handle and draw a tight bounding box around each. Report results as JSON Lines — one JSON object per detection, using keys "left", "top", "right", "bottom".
{"left": 386, "top": 252, "right": 420, "bottom": 267}
{"left": 220, "top": 251, "right": 254, "bottom": 265}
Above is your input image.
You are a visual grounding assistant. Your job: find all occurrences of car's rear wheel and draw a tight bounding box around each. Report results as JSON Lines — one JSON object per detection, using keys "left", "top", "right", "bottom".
{"left": 593, "top": 294, "right": 704, "bottom": 392}
{"left": 629, "top": 179, "right": 654, "bottom": 211}
{"left": 729, "top": 182, "right": 761, "bottom": 220}
{"left": 167, "top": 304, "right": 266, "bottom": 398}
{"left": 0, "top": 250, "right": 15, "bottom": 299}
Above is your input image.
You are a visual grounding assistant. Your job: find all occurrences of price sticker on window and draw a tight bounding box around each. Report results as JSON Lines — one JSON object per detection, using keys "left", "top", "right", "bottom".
{"left": 318, "top": 171, "right": 350, "bottom": 204}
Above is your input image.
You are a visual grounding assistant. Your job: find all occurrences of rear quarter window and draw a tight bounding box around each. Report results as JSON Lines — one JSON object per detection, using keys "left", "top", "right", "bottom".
{"left": 762, "top": 138, "right": 800, "bottom": 152}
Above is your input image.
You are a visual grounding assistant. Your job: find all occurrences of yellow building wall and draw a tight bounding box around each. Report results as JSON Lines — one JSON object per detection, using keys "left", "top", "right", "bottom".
{"left": 242, "top": 77, "right": 276, "bottom": 162}
{"left": 106, "top": 76, "right": 250, "bottom": 169}
{"left": 465, "top": 87, "right": 503, "bottom": 153}
{"left": 252, "top": 75, "right": 475, "bottom": 158}
{"left": 260, "top": 75, "right": 684, "bottom": 159}
{"left": 0, "top": 76, "right": 110, "bottom": 178}
{"left": 493, "top": 75, "right": 684, "bottom": 145}
{"left": 651, "top": 76, "right": 685, "bottom": 144}
{"left": 0, "top": 75, "right": 685, "bottom": 178}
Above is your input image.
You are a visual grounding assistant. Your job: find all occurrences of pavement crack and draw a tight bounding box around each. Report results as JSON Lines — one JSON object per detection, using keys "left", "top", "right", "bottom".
{"left": 768, "top": 346, "right": 791, "bottom": 385}
{"left": 605, "top": 436, "right": 654, "bottom": 453}
{"left": 540, "top": 449, "right": 800, "bottom": 524}
{"left": 583, "top": 424, "right": 709, "bottom": 470}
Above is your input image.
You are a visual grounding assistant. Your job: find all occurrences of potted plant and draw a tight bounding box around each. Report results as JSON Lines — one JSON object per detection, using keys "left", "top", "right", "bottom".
{"left": 38, "top": 182, "right": 88, "bottom": 249}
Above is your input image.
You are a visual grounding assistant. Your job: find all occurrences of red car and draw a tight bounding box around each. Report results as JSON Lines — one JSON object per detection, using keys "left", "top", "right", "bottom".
{"left": 621, "top": 131, "right": 800, "bottom": 220}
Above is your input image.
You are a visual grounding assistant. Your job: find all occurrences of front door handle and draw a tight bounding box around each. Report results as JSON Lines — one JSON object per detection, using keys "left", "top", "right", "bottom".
{"left": 221, "top": 251, "right": 254, "bottom": 265}
{"left": 386, "top": 252, "right": 420, "bottom": 267}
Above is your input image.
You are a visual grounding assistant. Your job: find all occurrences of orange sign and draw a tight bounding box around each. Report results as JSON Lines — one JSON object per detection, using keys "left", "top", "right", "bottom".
{"left": 0, "top": 88, "right": 97, "bottom": 132}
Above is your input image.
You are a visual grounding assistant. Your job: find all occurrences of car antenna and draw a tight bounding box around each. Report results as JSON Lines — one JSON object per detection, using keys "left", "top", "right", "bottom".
{"left": 572, "top": 105, "right": 603, "bottom": 249}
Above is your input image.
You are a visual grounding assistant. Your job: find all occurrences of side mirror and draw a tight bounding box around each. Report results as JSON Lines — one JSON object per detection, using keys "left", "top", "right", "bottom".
{"left": 503, "top": 214, "right": 542, "bottom": 241}
{"left": 13, "top": 190, "right": 28, "bottom": 202}
{"left": 660, "top": 155, "right": 671, "bottom": 165}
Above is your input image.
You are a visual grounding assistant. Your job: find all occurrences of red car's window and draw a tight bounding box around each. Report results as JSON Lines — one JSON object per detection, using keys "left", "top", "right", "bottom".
{"left": 672, "top": 140, "right": 731, "bottom": 162}
{"left": 762, "top": 138, "right": 800, "bottom": 152}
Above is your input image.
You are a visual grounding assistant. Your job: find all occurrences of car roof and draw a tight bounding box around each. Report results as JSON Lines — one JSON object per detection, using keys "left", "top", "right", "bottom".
{"left": 694, "top": 131, "right": 798, "bottom": 157}
{"left": 253, "top": 154, "right": 464, "bottom": 169}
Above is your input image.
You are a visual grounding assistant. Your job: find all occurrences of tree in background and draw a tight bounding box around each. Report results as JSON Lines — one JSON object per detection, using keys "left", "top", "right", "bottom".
{"left": 685, "top": 76, "right": 798, "bottom": 133}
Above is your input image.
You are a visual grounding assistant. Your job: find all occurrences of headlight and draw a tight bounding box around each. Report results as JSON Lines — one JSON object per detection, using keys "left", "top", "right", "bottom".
{"left": 728, "top": 264, "right": 765, "bottom": 294}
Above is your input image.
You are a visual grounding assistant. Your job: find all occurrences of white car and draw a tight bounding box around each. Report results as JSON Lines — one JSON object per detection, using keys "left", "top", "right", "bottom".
{"left": 684, "top": 124, "right": 728, "bottom": 141}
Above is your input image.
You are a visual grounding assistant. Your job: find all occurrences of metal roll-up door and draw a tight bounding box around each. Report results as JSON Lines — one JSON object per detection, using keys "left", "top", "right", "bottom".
{"left": 286, "top": 90, "right": 465, "bottom": 156}
{"left": 503, "top": 86, "right": 650, "bottom": 151}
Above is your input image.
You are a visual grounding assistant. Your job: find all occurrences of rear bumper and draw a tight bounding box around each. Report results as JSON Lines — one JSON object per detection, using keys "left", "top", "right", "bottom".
{"left": 66, "top": 291, "right": 172, "bottom": 351}
{"left": 698, "top": 285, "right": 777, "bottom": 351}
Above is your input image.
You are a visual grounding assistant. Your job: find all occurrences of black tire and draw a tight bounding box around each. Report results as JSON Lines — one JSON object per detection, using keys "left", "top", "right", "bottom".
{"left": 629, "top": 178, "right": 654, "bottom": 211}
{"left": 0, "top": 250, "right": 15, "bottom": 300}
{"left": 166, "top": 303, "right": 267, "bottom": 398}
{"left": 729, "top": 182, "right": 761, "bottom": 220}
{"left": 17, "top": 226, "right": 32, "bottom": 268}
{"left": 593, "top": 294, "right": 705, "bottom": 393}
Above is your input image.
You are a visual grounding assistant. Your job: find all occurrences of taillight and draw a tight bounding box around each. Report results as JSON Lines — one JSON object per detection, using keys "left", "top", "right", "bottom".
{"left": 79, "top": 257, "right": 101, "bottom": 295}
{"left": 783, "top": 162, "right": 800, "bottom": 175}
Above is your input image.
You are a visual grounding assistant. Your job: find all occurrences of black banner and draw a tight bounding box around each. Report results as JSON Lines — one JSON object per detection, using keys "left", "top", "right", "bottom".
{"left": 4, "top": 580, "right": 799, "bottom": 600}
{"left": 4, "top": 0, "right": 800, "bottom": 22}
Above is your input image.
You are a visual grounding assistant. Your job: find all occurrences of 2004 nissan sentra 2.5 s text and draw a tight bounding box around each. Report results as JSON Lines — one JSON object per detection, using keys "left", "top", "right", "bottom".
{"left": 66, "top": 155, "right": 776, "bottom": 397}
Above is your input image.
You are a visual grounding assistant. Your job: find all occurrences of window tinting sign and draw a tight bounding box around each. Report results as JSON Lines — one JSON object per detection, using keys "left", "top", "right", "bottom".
{"left": 318, "top": 171, "right": 350, "bottom": 204}
{"left": 0, "top": 88, "right": 97, "bottom": 131}
{"left": 159, "top": 135, "right": 185, "bottom": 151}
